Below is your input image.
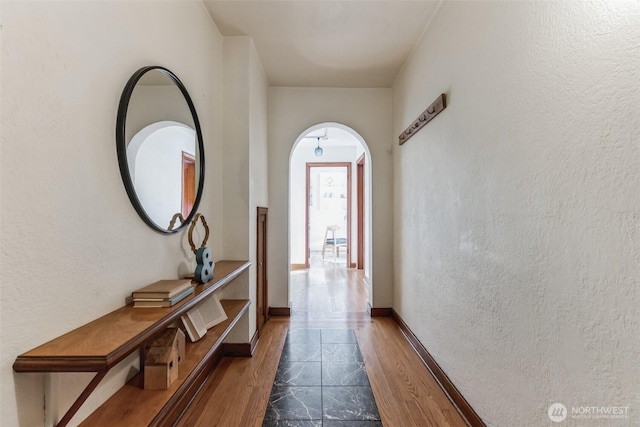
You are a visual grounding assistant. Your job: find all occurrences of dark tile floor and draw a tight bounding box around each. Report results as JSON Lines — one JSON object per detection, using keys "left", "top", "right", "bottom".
{"left": 262, "top": 329, "right": 383, "bottom": 427}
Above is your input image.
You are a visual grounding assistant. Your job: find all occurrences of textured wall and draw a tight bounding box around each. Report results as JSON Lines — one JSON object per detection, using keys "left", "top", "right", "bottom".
{"left": 0, "top": 2, "right": 223, "bottom": 425}
{"left": 221, "top": 36, "right": 269, "bottom": 342}
{"left": 268, "top": 88, "right": 393, "bottom": 308}
{"left": 248, "top": 38, "right": 270, "bottom": 338}
{"left": 392, "top": 1, "right": 640, "bottom": 426}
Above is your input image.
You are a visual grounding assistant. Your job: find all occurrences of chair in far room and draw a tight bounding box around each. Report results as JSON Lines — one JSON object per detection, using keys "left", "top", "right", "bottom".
{"left": 321, "top": 225, "right": 347, "bottom": 262}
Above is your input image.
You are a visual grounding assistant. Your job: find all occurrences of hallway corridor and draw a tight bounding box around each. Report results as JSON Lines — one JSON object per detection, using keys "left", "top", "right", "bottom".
{"left": 289, "top": 251, "right": 369, "bottom": 324}
{"left": 262, "top": 328, "right": 382, "bottom": 425}
{"left": 178, "top": 263, "right": 467, "bottom": 426}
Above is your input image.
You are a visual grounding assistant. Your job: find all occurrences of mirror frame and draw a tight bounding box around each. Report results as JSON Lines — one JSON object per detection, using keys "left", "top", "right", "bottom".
{"left": 116, "top": 66, "right": 205, "bottom": 234}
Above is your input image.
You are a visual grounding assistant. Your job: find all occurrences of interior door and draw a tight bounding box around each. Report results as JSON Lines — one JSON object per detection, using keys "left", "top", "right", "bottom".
{"left": 257, "top": 207, "right": 269, "bottom": 332}
{"left": 181, "top": 152, "right": 196, "bottom": 218}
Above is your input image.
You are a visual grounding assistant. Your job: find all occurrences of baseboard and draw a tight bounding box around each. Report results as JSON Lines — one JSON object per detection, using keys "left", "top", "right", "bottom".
{"left": 269, "top": 306, "right": 291, "bottom": 316}
{"left": 367, "top": 303, "right": 392, "bottom": 317}
{"left": 391, "top": 309, "right": 485, "bottom": 427}
{"left": 221, "top": 330, "right": 259, "bottom": 357}
{"left": 290, "top": 264, "right": 307, "bottom": 270}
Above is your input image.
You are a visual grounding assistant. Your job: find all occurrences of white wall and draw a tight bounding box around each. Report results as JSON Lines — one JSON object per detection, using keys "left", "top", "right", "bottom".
{"left": 220, "top": 36, "right": 269, "bottom": 342}
{"left": 125, "top": 84, "right": 194, "bottom": 144}
{"left": 392, "top": 1, "right": 640, "bottom": 426}
{"left": 269, "top": 88, "right": 393, "bottom": 309}
{"left": 222, "top": 37, "right": 251, "bottom": 261}
{"left": 0, "top": 1, "right": 223, "bottom": 425}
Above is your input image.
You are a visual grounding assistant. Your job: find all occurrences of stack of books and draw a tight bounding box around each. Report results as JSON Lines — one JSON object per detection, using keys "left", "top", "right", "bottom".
{"left": 132, "top": 279, "right": 194, "bottom": 308}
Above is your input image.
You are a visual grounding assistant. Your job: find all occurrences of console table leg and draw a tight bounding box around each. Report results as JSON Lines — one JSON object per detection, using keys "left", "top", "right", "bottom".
{"left": 56, "top": 371, "right": 108, "bottom": 427}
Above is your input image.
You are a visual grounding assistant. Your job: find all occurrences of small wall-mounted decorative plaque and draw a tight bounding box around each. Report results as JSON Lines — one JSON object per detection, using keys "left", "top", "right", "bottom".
{"left": 398, "top": 93, "right": 447, "bottom": 145}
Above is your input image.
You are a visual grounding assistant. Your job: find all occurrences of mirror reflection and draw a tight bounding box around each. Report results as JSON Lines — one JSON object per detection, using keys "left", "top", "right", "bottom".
{"left": 116, "top": 66, "right": 205, "bottom": 233}
{"left": 127, "top": 121, "right": 196, "bottom": 224}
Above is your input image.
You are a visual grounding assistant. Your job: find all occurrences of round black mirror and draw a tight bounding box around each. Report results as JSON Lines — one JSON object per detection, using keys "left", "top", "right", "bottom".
{"left": 116, "top": 66, "right": 205, "bottom": 233}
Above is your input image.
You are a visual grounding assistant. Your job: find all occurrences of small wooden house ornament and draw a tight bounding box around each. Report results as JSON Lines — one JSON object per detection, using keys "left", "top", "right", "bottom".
{"left": 144, "top": 347, "right": 179, "bottom": 390}
{"left": 143, "top": 328, "right": 185, "bottom": 390}
{"left": 146, "top": 328, "right": 185, "bottom": 363}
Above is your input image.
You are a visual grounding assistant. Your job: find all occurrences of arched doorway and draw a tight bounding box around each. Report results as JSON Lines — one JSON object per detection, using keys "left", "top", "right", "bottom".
{"left": 288, "top": 123, "right": 373, "bottom": 317}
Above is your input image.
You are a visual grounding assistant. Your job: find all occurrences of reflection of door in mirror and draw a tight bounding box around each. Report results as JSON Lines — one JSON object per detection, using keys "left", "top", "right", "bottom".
{"left": 182, "top": 152, "right": 196, "bottom": 218}
{"left": 127, "top": 121, "right": 196, "bottom": 228}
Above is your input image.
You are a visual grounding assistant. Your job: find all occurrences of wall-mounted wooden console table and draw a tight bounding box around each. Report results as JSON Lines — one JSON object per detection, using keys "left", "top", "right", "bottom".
{"left": 13, "top": 260, "right": 251, "bottom": 427}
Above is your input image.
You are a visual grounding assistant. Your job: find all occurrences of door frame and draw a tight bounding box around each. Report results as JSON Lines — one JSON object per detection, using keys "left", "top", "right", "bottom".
{"left": 257, "top": 207, "right": 269, "bottom": 333}
{"left": 356, "top": 154, "right": 365, "bottom": 270}
{"left": 305, "top": 162, "right": 352, "bottom": 268}
{"left": 181, "top": 151, "right": 196, "bottom": 218}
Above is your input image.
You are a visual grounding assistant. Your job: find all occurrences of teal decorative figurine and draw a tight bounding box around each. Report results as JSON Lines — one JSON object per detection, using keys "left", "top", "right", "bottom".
{"left": 188, "top": 214, "right": 214, "bottom": 284}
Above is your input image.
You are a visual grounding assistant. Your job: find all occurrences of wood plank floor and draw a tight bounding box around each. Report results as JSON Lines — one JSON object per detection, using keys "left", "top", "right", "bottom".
{"left": 178, "top": 256, "right": 467, "bottom": 426}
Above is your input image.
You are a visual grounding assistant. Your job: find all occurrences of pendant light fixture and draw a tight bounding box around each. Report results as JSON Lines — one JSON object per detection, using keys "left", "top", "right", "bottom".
{"left": 314, "top": 137, "right": 324, "bottom": 157}
{"left": 303, "top": 129, "right": 327, "bottom": 157}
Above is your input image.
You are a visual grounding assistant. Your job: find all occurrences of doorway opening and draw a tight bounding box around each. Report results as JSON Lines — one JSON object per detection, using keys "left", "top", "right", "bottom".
{"left": 289, "top": 123, "right": 372, "bottom": 319}
{"left": 306, "top": 163, "right": 352, "bottom": 269}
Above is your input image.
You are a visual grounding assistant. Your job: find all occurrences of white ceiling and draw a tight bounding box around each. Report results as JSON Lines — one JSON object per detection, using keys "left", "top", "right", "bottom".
{"left": 203, "top": 1, "right": 441, "bottom": 88}
{"left": 298, "top": 126, "right": 361, "bottom": 148}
